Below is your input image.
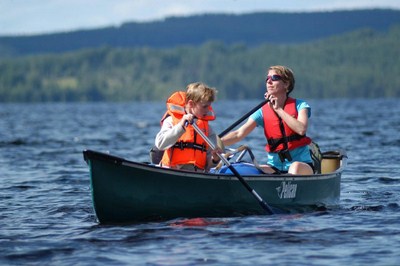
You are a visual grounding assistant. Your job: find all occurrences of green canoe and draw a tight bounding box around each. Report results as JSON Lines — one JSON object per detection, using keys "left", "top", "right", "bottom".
{"left": 83, "top": 149, "right": 347, "bottom": 224}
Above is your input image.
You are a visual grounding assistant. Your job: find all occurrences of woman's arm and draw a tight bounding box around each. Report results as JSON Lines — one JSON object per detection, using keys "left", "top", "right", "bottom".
{"left": 275, "top": 107, "right": 309, "bottom": 136}
{"left": 221, "top": 118, "right": 257, "bottom": 146}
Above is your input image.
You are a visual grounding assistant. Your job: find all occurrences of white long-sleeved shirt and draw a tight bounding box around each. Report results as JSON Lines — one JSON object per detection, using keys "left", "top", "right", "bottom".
{"left": 155, "top": 116, "right": 218, "bottom": 171}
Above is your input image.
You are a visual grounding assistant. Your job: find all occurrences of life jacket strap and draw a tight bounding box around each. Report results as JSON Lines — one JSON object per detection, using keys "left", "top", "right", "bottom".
{"left": 173, "top": 141, "right": 207, "bottom": 152}
{"left": 268, "top": 134, "right": 306, "bottom": 152}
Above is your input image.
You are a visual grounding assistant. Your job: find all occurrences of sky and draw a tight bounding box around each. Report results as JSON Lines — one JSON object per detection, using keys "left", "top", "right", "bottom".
{"left": 1, "top": 0, "right": 400, "bottom": 36}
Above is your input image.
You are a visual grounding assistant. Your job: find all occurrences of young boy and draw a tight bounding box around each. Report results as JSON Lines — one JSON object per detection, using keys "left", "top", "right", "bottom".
{"left": 155, "top": 82, "right": 221, "bottom": 172}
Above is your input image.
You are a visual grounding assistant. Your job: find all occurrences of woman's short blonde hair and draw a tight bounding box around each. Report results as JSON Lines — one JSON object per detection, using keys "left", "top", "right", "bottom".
{"left": 186, "top": 82, "right": 217, "bottom": 103}
{"left": 268, "top": 65, "right": 295, "bottom": 94}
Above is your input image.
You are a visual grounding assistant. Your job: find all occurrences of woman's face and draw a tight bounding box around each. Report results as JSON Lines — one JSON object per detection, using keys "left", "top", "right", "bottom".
{"left": 265, "top": 70, "right": 289, "bottom": 96}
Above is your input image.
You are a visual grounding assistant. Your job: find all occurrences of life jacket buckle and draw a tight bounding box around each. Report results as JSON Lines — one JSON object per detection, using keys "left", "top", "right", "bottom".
{"left": 201, "top": 143, "right": 206, "bottom": 152}
{"left": 177, "top": 141, "right": 184, "bottom": 150}
{"left": 278, "top": 149, "right": 292, "bottom": 162}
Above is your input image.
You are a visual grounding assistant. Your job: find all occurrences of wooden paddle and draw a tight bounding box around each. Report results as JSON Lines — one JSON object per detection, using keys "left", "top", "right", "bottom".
{"left": 218, "top": 98, "right": 270, "bottom": 138}
{"left": 191, "top": 121, "right": 274, "bottom": 215}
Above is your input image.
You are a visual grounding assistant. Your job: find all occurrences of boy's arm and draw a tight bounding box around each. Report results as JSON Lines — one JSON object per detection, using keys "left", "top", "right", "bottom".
{"left": 155, "top": 116, "right": 186, "bottom": 150}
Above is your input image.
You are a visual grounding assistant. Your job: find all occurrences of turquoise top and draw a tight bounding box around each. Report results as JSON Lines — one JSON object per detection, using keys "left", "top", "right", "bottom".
{"left": 249, "top": 99, "right": 312, "bottom": 172}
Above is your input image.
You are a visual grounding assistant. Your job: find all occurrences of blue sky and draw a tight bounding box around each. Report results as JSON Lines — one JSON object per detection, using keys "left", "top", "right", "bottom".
{"left": 1, "top": 0, "right": 399, "bottom": 36}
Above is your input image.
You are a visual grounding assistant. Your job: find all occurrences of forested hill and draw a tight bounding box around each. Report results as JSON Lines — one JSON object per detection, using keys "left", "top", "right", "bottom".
{"left": 1, "top": 9, "right": 400, "bottom": 57}
{"left": 1, "top": 26, "right": 399, "bottom": 102}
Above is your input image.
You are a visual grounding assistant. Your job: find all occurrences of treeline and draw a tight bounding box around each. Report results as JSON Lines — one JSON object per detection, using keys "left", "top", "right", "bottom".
{"left": 1, "top": 26, "right": 399, "bottom": 102}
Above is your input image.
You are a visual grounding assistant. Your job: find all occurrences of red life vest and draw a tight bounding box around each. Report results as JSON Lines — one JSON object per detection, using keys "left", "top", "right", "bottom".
{"left": 262, "top": 97, "right": 311, "bottom": 153}
{"left": 160, "top": 91, "right": 216, "bottom": 169}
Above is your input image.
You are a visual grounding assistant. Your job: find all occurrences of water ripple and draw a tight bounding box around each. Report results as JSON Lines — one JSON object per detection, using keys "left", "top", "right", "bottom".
{"left": 1, "top": 99, "right": 400, "bottom": 265}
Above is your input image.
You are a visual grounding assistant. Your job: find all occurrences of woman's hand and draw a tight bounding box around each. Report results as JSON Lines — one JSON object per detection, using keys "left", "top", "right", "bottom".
{"left": 265, "top": 92, "right": 284, "bottom": 111}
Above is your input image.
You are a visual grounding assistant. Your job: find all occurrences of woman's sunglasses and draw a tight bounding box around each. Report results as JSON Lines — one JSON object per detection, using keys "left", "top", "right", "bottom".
{"left": 265, "top": 75, "right": 282, "bottom": 82}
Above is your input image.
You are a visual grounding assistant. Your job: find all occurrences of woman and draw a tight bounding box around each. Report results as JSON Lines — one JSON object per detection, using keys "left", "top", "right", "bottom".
{"left": 221, "top": 65, "right": 314, "bottom": 175}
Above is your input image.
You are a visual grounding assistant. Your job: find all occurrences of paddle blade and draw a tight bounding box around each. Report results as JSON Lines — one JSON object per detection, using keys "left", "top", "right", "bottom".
{"left": 216, "top": 136, "right": 225, "bottom": 152}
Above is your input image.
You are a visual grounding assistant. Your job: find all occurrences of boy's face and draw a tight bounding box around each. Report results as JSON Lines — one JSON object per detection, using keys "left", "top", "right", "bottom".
{"left": 189, "top": 100, "right": 212, "bottom": 118}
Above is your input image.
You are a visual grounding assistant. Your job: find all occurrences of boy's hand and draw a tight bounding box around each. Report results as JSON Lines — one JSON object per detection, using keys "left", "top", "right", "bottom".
{"left": 181, "top": 113, "right": 194, "bottom": 128}
{"left": 211, "top": 148, "right": 223, "bottom": 164}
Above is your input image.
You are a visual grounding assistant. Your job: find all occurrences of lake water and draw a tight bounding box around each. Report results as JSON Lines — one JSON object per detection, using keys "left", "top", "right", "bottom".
{"left": 1, "top": 98, "right": 399, "bottom": 265}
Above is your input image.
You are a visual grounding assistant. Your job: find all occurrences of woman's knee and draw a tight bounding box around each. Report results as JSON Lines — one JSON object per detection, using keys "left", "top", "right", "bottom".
{"left": 288, "top": 162, "right": 313, "bottom": 175}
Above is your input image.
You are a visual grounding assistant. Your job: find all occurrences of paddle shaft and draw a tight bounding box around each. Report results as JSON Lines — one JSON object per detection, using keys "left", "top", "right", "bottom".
{"left": 218, "top": 98, "right": 270, "bottom": 138}
{"left": 192, "top": 122, "right": 274, "bottom": 215}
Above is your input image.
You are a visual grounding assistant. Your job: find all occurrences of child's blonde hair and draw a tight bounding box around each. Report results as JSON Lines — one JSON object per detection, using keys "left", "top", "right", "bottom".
{"left": 186, "top": 82, "right": 217, "bottom": 103}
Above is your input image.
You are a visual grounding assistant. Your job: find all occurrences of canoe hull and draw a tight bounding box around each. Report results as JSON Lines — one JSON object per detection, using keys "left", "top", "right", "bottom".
{"left": 84, "top": 150, "right": 346, "bottom": 223}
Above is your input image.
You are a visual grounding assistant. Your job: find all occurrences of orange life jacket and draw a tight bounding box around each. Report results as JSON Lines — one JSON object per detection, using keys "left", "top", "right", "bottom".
{"left": 262, "top": 97, "right": 311, "bottom": 153}
{"left": 160, "top": 91, "right": 216, "bottom": 169}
